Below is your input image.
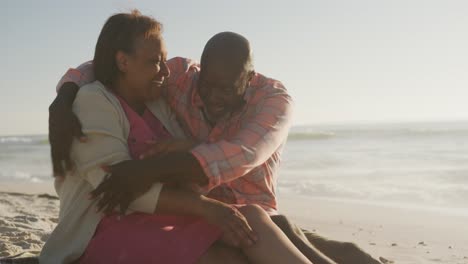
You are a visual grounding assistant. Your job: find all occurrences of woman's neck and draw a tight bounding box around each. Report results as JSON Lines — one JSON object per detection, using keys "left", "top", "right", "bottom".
{"left": 114, "top": 79, "right": 146, "bottom": 115}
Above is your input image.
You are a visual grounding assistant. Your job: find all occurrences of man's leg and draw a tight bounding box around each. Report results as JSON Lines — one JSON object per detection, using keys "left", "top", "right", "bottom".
{"left": 271, "top": 214, "right": 382, "bottom": 264}
{"left": 271, "top": 215, "right": 336, "bottom": 264}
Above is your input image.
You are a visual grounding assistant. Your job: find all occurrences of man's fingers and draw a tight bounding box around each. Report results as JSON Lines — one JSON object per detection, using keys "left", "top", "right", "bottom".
{"left": 100, "top": 165, "right": 112, "bottom": 173}
{"left": 52, "top": 160, "right": 65, "bottom": 177}
{"left": 96, "top": 193, "right": 110, "bottom": 212}
{"left": 140, "top": 142, "right": 169, "bottom": 159}
{"left": 119, "top": 197, "right": 132, "bottom": 215}
{"left": 51, "top": 148, "right": 65, "bottom": 177}
{"left": 139, "top": 148, "right": 158, "bottom": 159}
{"left": 103, "top": 192, "right": 122, "bottom": 215}
{"left": 71, "top": 114, "right": 87, "bottom": 142}
{"left": 64, "top": 156, "right": 74, "bottom": 172}
{"left": 89, "top": 175, "right": 112, "bottom": 199}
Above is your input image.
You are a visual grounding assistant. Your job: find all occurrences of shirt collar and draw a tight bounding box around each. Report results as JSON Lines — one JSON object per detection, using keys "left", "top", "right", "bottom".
{"left": 191, "top": 73, "right": 254, "bottom": 109}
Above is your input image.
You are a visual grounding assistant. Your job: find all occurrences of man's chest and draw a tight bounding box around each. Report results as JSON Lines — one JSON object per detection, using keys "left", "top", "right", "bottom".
{"left": 174, "top": 103, "right": 247, "bottom": 142}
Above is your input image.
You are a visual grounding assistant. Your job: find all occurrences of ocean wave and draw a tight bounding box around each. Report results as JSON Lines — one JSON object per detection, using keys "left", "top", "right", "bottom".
{"left": 0, "top": 136, "right": 48, "bottom": 145}
{"left": 287, "top": 126, "right": 468, "bottom": 141}
{"left": 288, "top": 131, "right": 336, "bottom": 140}
{"left": 277, "top": 179, "right": 468, "bottom": 210}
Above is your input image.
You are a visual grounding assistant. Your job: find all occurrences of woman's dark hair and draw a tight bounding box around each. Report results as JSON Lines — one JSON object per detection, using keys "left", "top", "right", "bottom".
{"left": 93, "top": 10, "right": 162, "bottom": 87}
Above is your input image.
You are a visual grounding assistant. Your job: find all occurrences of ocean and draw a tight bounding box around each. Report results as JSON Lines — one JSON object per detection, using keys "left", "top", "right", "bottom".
{"left": 1, "top": 121, "right": 467, "bottom": 215}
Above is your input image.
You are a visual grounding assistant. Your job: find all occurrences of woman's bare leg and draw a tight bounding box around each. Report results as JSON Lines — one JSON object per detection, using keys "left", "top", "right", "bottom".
{"left": 238, "top": 205, "right": 312, "bottom": 264}
{"left": 197, "top": 241, "right": 249, "bottom": 264}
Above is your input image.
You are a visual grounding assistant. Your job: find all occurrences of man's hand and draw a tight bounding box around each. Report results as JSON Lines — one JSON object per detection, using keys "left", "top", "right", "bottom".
{"left": 139, "top": 139, "right": 198, "bottom": 159}
{"left": 201, "top": 199, "right": 258, "bottom": 248}
{"left": 48, "top": 82, "right": 86, "bottom": 177}
{"left": 89, "top": 159, "right": 154, "bottom": 215}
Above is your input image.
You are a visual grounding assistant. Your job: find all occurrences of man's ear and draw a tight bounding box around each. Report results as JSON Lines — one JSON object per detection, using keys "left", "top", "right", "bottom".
{"left": 115, "top": 51, "right": 129, "bottom": 73}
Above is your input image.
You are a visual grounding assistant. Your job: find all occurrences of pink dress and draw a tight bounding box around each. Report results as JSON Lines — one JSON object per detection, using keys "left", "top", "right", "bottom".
{"left": 78, "top": 96, "right": 222, "bottom": 264}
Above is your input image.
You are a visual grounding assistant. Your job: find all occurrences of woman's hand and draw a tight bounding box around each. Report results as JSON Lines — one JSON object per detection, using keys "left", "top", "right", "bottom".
{"left": 89, "top": 160, "right": 154, "bottom": 214}
{"left": 139, "top": 139, "right": 198, "bottom": 159}
{"left": 201, "top": 199, "right": 258, "bottom": 248}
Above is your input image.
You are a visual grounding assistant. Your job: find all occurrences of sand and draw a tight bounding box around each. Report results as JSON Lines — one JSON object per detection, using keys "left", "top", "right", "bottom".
{"left": 279, "top": 195, "right": 468, "bottom": 264}
{"left": 0, "top": 182, "right": 58, "bottom": 259}
{"left": 1, "top": 181, "right": 467, "bottom": 263}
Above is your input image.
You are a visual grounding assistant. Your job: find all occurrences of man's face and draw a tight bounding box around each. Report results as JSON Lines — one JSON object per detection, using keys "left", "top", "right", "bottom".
{"left": 198, "top": 62, "right": 253, "bottom": 122}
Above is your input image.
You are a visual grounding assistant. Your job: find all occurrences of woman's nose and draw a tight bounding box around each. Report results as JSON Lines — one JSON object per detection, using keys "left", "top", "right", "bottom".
{"left": 160, "top": 61, "right": 170, "bottom": 78}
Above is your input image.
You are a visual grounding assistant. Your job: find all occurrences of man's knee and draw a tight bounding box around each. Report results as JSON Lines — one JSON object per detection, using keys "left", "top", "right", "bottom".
{"left": 271, "top": 214, "right": 292, "bottom": 231}
{"left": 341, "top": 242, "right": 360, "bottom": 253}
{"left": 271, "top": 214, "right": 310, "bottom": 243}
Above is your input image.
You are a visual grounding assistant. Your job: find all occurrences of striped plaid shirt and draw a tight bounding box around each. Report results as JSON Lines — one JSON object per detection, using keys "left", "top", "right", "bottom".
{"left": 57, "top": 57, "right": 293, "bottom": 213}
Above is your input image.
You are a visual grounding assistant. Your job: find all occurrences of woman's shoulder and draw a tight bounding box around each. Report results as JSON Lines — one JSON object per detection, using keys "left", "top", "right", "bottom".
{"left": 78, "top": 80, "right": 110, "bottom": 99}
{"left": 73, "top": 81, "right": 124, "bottom": 122}
{"left": 75, "top": 81, "right": 119, "bottom": 108}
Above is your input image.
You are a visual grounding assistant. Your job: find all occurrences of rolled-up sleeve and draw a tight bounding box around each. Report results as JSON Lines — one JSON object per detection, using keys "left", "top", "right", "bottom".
{"left": 56, "top": 61, "right": 95, "bottom": 92}
{"left": 71, "top": 82, "right": 163, "bottom": 214}
{"left": 191, "top": 80, "right": 293, "bottom": 191}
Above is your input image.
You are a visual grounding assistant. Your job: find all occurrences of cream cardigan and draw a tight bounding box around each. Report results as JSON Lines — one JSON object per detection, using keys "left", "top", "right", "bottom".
{"left": 39, "top": 81, "right": 186, "bottom": 264}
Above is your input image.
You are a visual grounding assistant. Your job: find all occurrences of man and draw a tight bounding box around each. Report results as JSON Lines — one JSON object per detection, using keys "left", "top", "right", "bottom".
{"left": 50, "top": 31, "right": 381, "bottom": 264}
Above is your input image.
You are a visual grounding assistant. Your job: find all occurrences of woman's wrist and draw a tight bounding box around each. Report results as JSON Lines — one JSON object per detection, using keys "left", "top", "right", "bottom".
{"left": 197, "top": 195, "right": 222, "bottom": 218}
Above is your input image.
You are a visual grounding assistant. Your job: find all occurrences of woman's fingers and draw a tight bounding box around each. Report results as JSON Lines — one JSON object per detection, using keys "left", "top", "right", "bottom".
{"left": 229, "top": 218, "right": 255, "bottom": 247}
{"left": 222, "top": 228, "right": 242, "bottom": 248}
{"left": 236, "top": 215, "right": 257, "bottom": 244}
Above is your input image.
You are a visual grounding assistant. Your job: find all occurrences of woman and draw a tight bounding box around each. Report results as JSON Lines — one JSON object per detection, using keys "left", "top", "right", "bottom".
{"left": 40, "top": 10, "right": 311, "bottom": 264}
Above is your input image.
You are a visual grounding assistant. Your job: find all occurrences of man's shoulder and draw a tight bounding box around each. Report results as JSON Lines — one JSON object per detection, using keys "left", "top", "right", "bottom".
{"left": 167, "top": 57, "right": 200, "bottom": 73}
{"left": 248, "top": 73, "right": 289, "bottom": 99}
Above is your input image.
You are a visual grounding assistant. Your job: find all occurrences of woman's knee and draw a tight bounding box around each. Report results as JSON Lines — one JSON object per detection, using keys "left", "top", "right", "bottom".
{"left": 238, "top": 204, "right": 269, "bottom": 222}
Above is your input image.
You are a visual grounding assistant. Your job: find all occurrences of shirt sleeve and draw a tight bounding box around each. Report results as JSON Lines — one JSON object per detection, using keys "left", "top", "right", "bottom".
{"left": 163, "top": 57, "right": 200, "bottom": 107}
{"left": 190, "top": 77, "right": 294, "bottom": 191}
{"left": 56, "top": 60, "right": 95, "bottom": 92}
{"left": 71, "top": 83, "right": 163, "bottom": 214}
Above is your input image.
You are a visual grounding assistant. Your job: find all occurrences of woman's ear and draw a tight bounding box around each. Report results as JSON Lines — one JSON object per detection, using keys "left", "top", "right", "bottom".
{"left": 115, "top": 51, "right": 129, "bottom": 73}
{"left": 247, "top": 70, "right": 256, "bottom": 82}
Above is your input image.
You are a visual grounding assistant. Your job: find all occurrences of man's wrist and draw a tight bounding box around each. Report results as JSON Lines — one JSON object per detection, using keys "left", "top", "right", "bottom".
{"left": 58, "top": 82, "right": 80, "bottom": 104}
{"left": 143, "top": 152, "right": 209, "bottom": 185}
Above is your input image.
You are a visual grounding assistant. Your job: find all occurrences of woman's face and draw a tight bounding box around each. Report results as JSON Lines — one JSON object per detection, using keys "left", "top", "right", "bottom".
{"left": 121, "top": 36, "right": 169, "bottom": 101}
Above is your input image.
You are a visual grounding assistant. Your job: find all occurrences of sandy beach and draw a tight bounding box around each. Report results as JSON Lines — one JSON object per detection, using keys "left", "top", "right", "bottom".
{"left": 0, "top": 181, "right": 466, "bottom": 263}
{"left": 279, "top": 195, "right": 468, "bottom": 264}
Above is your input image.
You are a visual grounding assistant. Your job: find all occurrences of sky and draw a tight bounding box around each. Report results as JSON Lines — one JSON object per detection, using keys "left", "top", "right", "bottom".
{"left": 1, "top": 0, "right": 468, "bottom": 135}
